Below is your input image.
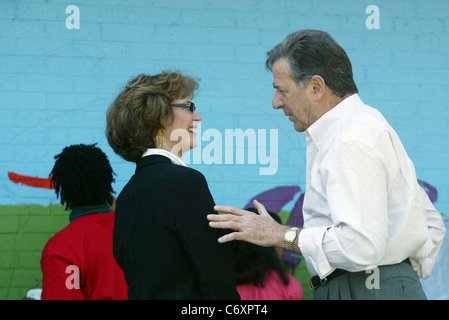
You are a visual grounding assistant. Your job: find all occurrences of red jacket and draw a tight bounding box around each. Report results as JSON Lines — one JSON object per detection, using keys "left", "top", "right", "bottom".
{"left": 40, "top": 211, "right": 128, "bottom": 300}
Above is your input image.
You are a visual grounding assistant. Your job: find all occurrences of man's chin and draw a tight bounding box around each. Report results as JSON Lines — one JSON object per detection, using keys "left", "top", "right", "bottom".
{"left": 293, "top": 122, "right": 306, "bottom": 133}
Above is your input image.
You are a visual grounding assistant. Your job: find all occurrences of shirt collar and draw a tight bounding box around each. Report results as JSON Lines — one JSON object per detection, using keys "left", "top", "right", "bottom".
{"left": 69, "top": 203, "right": 111, "bottom": 222}
{"left": 141, "top": 148, "right": 188, "bottom": 167}
{"left": 305, "top": 94, "right": 364, "bottom": 149}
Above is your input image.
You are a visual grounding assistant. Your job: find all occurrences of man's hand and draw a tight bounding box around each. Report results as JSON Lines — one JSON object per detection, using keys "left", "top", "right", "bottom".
{"left": 207, "top": 199, "right": 291, "bottom": 248}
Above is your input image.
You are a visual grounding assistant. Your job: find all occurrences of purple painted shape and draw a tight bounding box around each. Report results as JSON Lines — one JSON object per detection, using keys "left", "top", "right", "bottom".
{"left": 282, "top": 250, "right": 302, "bottom": 267}
{"left": 243, "top": 185, "right": 304, "bottom": 268}
{"left": 243, "top": 185, "right": 301, "bottom": 213}
{"left": 283, "top": 193, "right": 305, "bottom": 267}
{"left": 287, "top": 193, "right": 304, "bottom": 228}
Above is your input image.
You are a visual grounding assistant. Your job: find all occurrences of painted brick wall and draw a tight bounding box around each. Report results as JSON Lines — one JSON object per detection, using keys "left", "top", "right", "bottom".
{"left": 0, "top": 204, "right": 67, "bottom": 299}
{"left": 0, "top": 0, "right": 448, "bottom": 299}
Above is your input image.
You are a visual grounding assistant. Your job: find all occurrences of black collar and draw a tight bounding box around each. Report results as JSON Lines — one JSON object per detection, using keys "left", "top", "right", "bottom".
{"left": 136, "top": 155, "right": 172, "bottom": 171}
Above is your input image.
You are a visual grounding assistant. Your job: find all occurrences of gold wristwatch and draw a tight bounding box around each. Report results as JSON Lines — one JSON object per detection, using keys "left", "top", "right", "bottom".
{"left": 283, "top": 227, "right": 299, "bottom": 251}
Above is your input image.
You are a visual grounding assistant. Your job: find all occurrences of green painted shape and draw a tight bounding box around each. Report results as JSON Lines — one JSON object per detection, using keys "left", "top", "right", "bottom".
{"left": 0, "top": 204, "right": 68, "bottom": 300}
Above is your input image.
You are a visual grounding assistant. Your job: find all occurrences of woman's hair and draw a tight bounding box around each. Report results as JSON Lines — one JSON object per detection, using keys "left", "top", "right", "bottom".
{"left": 266, "top": 29, "right": 358, "bottom": 97}
{"left": 50, "top": 143, "right": 115, "bottom": 210}
{"left": 106, "top": 71, "right": 199, "bottom": 163}
{"left": 233, "top": 209, "right": 293, "bottom": 287}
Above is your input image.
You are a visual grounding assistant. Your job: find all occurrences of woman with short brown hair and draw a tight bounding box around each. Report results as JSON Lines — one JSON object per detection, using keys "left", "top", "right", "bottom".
{"left": 106, "top": 71, "right": 240, "bottom": 300}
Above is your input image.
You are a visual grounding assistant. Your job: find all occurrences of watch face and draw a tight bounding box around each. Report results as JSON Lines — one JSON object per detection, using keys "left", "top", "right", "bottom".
{"left": 285, "top": 230, "right": 296, "bottom": 241}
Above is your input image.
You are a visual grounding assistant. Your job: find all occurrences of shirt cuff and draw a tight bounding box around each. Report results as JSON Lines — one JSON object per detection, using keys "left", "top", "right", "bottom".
{"left": 298, "top": 226, "right": 334, "bottom": 279}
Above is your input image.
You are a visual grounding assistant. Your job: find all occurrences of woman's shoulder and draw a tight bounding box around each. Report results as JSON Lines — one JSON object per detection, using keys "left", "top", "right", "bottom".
{"left": 160, "top": 164, "right": 208, "bottom": 188}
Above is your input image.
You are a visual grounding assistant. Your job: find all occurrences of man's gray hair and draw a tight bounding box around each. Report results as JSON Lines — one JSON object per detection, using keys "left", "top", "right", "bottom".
{"left": 266, "top": 29, "right": 358, "bottom": 97}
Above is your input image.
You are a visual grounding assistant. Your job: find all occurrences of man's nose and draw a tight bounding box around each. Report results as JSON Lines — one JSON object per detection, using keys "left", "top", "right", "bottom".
{"left": 272, "top": 91, "right": 284, "bottom": 110}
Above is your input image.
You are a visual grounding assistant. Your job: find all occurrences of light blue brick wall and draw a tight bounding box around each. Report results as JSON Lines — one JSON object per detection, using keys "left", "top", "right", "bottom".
{"left": 1, "top": 0, "right": 448, "bottom": 215}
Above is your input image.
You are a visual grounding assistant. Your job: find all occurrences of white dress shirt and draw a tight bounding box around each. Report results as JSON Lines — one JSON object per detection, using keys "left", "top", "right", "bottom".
{"left": 297, "top": 94, "right": 446, "bottom": 279}
{"left": 141, "top": 148, "right": 187, "bottom": 167}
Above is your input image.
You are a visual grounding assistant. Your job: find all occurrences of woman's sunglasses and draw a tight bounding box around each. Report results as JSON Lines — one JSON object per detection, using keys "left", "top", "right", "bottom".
{"left": 170, "top": 102, "right": 196, "bottom": 113}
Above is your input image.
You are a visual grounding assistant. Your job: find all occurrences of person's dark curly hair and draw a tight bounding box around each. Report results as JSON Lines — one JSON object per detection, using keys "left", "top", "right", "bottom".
{"left": 233, "top": 208, "right": 293, "bottom": 287}
{"left": 50, "top": 143, "right": 115, "bottom": 210}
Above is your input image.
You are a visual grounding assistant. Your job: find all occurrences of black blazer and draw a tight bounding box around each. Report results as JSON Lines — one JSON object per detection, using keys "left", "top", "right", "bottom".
{"left": 113, "top": 155, "right": 240, "bottom": 300}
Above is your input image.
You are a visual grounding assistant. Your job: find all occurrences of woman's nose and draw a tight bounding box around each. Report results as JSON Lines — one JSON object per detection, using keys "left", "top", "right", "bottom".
{"left": 193, "top": 111, "right": 202, "bottom": 122}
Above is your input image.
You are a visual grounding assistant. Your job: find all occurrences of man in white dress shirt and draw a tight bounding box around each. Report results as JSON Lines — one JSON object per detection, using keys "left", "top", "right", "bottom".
{"left": 207, "top": 29, "right": 446, "bottom": 299}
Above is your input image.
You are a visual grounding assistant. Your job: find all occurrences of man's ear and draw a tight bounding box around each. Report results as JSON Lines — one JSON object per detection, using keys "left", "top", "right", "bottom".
{"left": 310, "top": 75, "right": 326, "bottom": 102}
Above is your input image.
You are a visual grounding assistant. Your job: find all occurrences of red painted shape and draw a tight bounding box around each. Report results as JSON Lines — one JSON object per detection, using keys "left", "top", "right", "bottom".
{"left": 8, "top": 172, "right": 53, "bottom": 189}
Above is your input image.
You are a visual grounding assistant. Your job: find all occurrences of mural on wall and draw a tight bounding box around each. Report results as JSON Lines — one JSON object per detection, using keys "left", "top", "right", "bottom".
{"left": 5, "top": 170, "right": 447, "bottom": 300}
{"left": 11, "top": 169, "right": 439, "bottom": 270}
